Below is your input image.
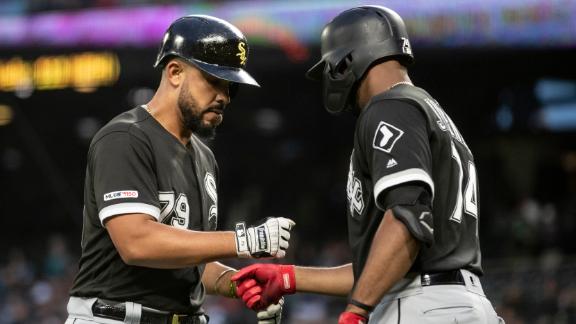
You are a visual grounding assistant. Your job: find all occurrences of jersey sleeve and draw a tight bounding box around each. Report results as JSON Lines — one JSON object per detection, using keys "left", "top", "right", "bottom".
{"left": 89, "top": 130, "right": 160, "bottom": 225}
{"left": 358, "top": 99, "right": 434, "bottom": 210}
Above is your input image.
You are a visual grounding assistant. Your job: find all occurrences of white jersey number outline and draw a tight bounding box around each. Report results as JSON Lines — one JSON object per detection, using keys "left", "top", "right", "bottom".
{"left": 159, "top": 191, "right": 190, "bottom": 229}
{"left": 450, "top": 141, "right": 478, "bottom": 223}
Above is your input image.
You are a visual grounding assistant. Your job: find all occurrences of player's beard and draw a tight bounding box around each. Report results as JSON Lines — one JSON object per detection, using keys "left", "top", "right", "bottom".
{"left": 178, "top": 86, "right": 217, "bottom": 139}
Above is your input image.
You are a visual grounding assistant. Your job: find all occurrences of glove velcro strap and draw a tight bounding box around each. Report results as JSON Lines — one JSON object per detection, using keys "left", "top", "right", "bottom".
{"left": 249, "top": 224, "right": 272, "bottom": 258}
{"left": 279, "top": 265, "right": 296, "bottom": 294}
{"left": 256, "top": 224, "right": 271, "bottom": 251}
{"left": 235, "top": 222, "right": 250, "bottom": 258}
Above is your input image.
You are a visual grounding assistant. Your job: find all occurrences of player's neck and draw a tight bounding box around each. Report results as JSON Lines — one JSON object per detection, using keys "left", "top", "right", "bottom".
{"left": 145, "top": 93, "right": 191, "bottom": 146}
{"left": 356, "top": 61, "right": 411, "bottom": 111}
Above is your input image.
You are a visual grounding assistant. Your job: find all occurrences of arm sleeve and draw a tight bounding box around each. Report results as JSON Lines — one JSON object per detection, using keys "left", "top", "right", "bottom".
{"left": 90, "top": 130, "right": 160, "bottom": 225}
{"left": 358, "top": 99, "right": 434, "bottom": 210}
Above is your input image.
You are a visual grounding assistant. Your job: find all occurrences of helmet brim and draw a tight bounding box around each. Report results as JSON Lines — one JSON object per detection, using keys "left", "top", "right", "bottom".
{"left": 305, "top": 47, "right": 352, "bottom": 82}
{"left": 305, "top": 60, "right": 325, "bottom": 81}
{"left": 188, "top": 58, "right": 260, "bottom": 87}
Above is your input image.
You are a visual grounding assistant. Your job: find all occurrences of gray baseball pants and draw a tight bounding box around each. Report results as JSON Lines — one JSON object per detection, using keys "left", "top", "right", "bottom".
{"left": 369, "top": 269, "right": 505, "bottom": 324}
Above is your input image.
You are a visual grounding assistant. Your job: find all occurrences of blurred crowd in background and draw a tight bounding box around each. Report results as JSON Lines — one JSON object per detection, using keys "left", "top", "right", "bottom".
{"left": 1, "top": 233, "right": 576, "bottom": 323}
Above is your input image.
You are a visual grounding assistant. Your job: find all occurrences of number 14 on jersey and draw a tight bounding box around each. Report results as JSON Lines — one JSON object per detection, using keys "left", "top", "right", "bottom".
{"left": 450, "top": 141, "right": 478, "bottom": 223}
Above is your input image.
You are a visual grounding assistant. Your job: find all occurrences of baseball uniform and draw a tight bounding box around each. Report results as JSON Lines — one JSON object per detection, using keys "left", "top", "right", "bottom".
{"left": 346, "top": 84, "right": 503, "bottom": 323}
{"left": 68, "top": 106, "right": 218, "bottom": 320}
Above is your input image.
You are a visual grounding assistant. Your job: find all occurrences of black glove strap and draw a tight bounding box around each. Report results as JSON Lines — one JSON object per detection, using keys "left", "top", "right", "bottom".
{"left": 348, "top": 298, "right": 375, "bottom": 313}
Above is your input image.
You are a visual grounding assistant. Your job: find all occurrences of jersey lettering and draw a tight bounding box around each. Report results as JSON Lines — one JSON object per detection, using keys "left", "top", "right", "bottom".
{"left": 346, "top": 154, "right": 365, "bottom": 216}
{"left": 425, "top": 98, "right": 470, "bottom": 152}
{"left": 204, "top": 172, "right": 218, "bottom": 230}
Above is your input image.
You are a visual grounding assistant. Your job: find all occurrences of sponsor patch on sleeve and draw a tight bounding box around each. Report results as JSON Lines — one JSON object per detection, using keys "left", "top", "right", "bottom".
{"left": 103, "top": 190, "right": 139, "bottom": 201}
{"left": 372, "top": 121, "right": 404, "bottom": 153}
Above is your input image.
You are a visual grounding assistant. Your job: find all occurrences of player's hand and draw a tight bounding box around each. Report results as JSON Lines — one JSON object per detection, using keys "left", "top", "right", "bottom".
{"left": 235, "top": 217, "right": 295, "bottom": 258}
{"left": 232, "top": 264, "right": 296, "bottom": 310}
{"left": 234, "top": 278, "right": 262, "bottom": 309}
{"left": 338, "top": 311, "right": 368, "bottom": 324}
{"left": 257, "top": 297, "right": 284, "bottom": 324}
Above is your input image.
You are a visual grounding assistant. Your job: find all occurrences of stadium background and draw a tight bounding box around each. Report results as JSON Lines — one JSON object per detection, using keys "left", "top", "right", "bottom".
{"left": 0, "top": 0, "right": 575, "bottom": 323}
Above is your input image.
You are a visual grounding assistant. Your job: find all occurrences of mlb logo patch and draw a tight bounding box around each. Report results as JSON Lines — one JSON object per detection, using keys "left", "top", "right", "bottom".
{"left": 103, "top": 190, "right": 138, "bottom": 201}
{"left": 373, "top": 121, "right": 404, "bottom": 153}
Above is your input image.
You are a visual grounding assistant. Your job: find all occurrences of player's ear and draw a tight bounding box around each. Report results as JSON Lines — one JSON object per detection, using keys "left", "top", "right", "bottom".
{"left": 164, "top": 59, "right": 184, "bottom": 87}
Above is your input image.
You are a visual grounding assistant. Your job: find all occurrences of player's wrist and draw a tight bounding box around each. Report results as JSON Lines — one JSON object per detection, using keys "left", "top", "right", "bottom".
{"left": 344, "top": 305, "right": 370, "bottom": 317}
{"left": 344, "top": 298, "right": 374, "bottom": 319}
{"left": 346, "top": 298, "right": 375, "bottom": 314}
{"left": 228, "top": 278, "right": 238, "bottom": 298}
{"left": 338, "top": 310, "right": 368, "bottom": 324}
{"left": 278, "top": 265, "right": 296, "bottom": 294}
{"left": 234, "top": 222, "right": 251, "bottom": 258}
{"left": 213, "top": 269, "right": 238, "bottom": 298}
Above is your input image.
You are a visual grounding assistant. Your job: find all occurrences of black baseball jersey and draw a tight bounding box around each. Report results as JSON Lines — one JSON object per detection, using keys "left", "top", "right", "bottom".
{"left": 346, "top": 84, "right": 482, "bottom": 279}
{"left": 70, "top": 106, "right": 219, "bottom": 314}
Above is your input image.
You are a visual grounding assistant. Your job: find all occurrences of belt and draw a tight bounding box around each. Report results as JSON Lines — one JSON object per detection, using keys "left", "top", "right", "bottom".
{"left": 92, "top": 300, "right": 207, "bottom": 324}
{"left": 420, "top": 269, "right": 465, "bottom": 286}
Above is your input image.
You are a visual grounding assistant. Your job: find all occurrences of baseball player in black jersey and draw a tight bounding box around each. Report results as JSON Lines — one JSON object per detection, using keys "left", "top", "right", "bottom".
{"left": 232, "top": 6, "right": 504, "bottom": 324}
{"left": 66, "top": 15, "right": 293, "bottom": 324}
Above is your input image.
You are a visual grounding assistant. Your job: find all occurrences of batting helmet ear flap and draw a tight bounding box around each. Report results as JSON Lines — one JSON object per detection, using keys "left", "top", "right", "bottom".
{"left": 323, "top": 53, "right": 358, "bottom": 114}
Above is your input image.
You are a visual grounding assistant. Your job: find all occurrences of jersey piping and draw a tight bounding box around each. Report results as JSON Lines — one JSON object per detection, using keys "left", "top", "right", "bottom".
{"left": 98, "top": 201, "right": 161, "bottom": 225}
{"left": 373, "top": 168, "right": 435, "bottom": 210}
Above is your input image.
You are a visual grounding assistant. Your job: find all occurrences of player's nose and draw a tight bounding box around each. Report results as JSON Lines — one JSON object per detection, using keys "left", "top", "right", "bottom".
{"left": 219, "top": 88, "right": 230, "bottom": 106}
{"left": 214, "top": 80, "right": 231, "bottom": 106}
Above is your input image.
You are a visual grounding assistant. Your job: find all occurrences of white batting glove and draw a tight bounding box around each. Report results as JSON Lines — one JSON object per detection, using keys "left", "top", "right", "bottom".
{"left": 257, "top": 298, "right": 284, "bottom": 324}
{"left": 235, "top": 217, "right": 295, "bottom": 258}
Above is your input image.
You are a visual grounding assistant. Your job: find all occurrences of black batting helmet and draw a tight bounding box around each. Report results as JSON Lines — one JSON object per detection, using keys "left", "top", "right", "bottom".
{"left": 155, "top": 15, "right": 260, "bottom": 88}
{"left": 306, "top": 6, "right": 413, "bottom": 114}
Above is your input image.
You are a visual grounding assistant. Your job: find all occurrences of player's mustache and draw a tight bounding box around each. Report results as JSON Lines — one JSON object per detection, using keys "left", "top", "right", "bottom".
{"left": 205, "top": 103, "right": 225, "bottom": 114}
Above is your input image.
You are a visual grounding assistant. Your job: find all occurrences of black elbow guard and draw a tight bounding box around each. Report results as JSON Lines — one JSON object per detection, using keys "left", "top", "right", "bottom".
{"left": 391, "top": 204, "right": 434, "bottom": 247}
{"left": 380, "top": 184, "right": 434, "bottom": 246}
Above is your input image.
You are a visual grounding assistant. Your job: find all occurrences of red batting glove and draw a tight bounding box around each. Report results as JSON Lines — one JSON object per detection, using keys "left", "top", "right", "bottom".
{"left": 338, "top": 311, "right": 368, "bottom": 324}
{"left": 235, "top": 278, "right": 262, "bottom": 309}
{"left": 232, "top": 264, "right": 296, "bottom": 310}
